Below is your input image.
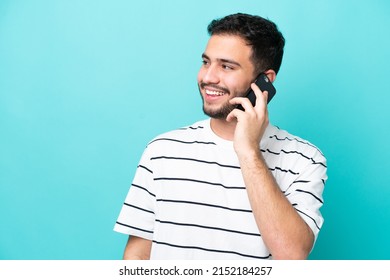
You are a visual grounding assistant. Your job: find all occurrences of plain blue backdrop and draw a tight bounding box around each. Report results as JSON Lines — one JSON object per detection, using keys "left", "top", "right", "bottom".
{"left": 1, "top": 0, "right": 389, "bottom": 259}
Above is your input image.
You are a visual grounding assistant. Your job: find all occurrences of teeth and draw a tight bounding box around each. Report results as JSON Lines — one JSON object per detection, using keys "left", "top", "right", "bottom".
{"left": 205, "top": 89, "right": 225, "bottom": 96}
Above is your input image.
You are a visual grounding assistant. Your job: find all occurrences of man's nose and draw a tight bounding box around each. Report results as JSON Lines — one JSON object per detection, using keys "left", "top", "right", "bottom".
{"left": 202, "top": 65, "right": 220, "bottom": 84}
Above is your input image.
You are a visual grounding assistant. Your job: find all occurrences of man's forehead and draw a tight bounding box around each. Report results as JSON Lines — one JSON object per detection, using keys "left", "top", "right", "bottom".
{"left": 202, "top": 53, "right": 241, "bottom": 66}
{"left": 203, "top": 34, "right": 253, "bottom": 65}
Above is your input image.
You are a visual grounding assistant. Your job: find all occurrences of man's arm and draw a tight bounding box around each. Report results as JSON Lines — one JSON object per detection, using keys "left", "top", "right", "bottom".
{"left": 227, "top": 81, "right": 314, "bottom": 259}
{"left": 123, "top": 236, "right": 152, "bottom": 260}
{"left": 238, "top": 150, "right": 314, "bottom": 259}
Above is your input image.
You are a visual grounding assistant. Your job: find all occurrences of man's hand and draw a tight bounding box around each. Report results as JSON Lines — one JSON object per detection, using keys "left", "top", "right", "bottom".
{"left": 226, "top": 82, "right": 269, "bottom": 156}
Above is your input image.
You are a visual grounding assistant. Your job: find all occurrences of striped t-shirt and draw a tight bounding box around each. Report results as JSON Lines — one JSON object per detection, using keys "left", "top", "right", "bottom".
{"left": 114, "top": 119, "right": 327, "bottom": 259}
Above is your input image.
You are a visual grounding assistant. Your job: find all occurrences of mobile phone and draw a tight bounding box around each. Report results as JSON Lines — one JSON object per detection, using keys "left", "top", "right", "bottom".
{"left": 236, "top": 73, "right": 276, "bottom": 110}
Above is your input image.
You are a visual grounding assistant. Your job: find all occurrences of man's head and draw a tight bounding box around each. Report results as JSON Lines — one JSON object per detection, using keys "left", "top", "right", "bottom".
{"left": 207, "top": 13, "right": 285, "bottom": 76}
{"left": 198, "top": 13, "right": 285, "bottom": 119}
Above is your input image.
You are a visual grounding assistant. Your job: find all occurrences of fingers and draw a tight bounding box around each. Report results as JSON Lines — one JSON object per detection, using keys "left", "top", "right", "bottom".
{"left": 229, "top": 96, "right": 254, "bottom": 111}
{"left": 229, "top": 83, "right": 268, "bottom": 112}
{"left": 226, "top": 95, "right": 256, "bottom": 122}
{"left": 251, "top": 83, "right": 268, "bottom": 109}
{"left": 226, "top": 102, "right": 243, "bottom": 122}
{"left": 251, "top": 83, "right": 269, "bottom": 124}
{"left": 227, "top": 83, "right": 269, "bottom": 124}
{"left": 227, "top": 83, "right": 270, "bottom": 152}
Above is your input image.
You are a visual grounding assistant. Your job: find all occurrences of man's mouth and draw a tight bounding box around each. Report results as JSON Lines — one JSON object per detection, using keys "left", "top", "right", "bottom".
{"left": 200, "top": 83, "right": 229, "bottom": 97}
{"left": 205, "top": 89, "right": 226, "bottom": 96}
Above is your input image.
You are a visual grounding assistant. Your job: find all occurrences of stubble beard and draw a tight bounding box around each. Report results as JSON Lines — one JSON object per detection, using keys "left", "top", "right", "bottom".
{"left": 198, "top": 83, "right": 237, "bottom": 120}
{"left": 202, "top": 100, "right": 236, "bottom": 119}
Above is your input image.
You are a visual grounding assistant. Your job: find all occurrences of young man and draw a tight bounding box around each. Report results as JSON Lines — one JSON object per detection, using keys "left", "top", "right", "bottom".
{"left": 114, "top": 13, "right": 327, "bottom": 260}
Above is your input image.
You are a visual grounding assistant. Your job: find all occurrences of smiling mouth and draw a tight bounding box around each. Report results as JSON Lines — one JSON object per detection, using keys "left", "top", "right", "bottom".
{"left": 205, "top": 89, "right": 227, "bottom": 96}
{"left": 200, "top": 82, "right": 229, "bottom": 97}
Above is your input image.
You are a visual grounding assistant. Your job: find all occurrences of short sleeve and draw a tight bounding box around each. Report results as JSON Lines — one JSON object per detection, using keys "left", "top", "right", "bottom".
{"left": 285, "top": 148, "right": 327, "bottom": 242}
{"left": 114, "top": 147, "right": 156, "bottom": 240}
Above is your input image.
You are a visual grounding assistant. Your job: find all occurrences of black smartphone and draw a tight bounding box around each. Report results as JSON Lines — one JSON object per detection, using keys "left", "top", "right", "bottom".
{"left": 236, "top": 73, "right": 276, "bottom": 110}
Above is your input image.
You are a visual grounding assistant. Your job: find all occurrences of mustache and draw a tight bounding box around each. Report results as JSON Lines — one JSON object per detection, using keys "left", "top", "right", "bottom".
{"left": 199, "top": 82, "right": 230, "bottom": 94}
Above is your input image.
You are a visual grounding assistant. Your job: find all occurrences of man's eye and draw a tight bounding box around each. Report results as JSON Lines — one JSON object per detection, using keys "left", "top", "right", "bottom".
{"left": 222, "top": 64, "right": 233, "bottom": 70}
{"left": 202, "top": 60, "right": 209, "bottom": 65}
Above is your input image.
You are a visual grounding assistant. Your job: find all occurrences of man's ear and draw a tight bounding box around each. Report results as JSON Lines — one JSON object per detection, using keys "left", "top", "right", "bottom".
{"left": 264, "top": 69, "right": 277, "bottom": 83}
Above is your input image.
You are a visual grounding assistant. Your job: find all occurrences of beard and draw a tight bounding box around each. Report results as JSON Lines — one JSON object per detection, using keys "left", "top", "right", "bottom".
{"left": 198, "top": 82, "right": 237, "bottom": 119}
{"left": 198, "top": 82, "right": 248, "bottom": 119}
{"left": 203, "top": 101, "right": 236, "bottom": 119}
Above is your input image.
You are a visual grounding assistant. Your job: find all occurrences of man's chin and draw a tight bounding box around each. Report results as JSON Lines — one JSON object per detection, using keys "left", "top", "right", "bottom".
{"left": 203, "top": 105, "right": 235, "bottom": 119}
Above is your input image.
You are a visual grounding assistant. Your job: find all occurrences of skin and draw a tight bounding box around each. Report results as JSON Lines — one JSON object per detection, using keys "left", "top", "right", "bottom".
{"left": 122, "top": 236, "right": 151, "bottom": 260}
{"left": 123, "top": 34, "right": 314, "bottom": 260}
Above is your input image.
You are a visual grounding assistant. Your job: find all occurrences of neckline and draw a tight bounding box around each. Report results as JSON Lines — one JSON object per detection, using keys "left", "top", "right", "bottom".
{"left": 204, "top": 119, "right": 234, "bottom": 150}
{"left": 202, "top": 118, "right": 275, "bottom": 149}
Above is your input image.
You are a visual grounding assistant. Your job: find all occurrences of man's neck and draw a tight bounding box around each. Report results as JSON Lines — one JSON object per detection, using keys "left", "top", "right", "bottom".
{"left": 210, "top": 118, "right": 237, "bottom": 141}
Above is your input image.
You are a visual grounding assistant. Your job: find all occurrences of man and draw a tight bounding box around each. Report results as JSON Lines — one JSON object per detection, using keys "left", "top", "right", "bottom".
{"left": 114, "top": 13, "right": 327, "bottom": 260}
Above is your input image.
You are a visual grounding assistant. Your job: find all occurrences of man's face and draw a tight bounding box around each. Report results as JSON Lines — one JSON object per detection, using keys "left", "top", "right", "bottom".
{"left": 197, "top": 34, "right": 256, "bottom": 119}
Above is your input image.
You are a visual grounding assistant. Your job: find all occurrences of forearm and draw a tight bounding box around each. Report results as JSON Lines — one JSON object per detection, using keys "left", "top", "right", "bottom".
{"left": 123, "top": 236, "right": 152, "bottom": 260}
{"left": 239, "top": 149, "right": 314, "bottom": 259}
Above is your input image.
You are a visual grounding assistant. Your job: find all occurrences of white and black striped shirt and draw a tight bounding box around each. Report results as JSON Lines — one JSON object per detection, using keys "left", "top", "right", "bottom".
{"left": 114, "top": 119, "right": 327, "bottom": 259}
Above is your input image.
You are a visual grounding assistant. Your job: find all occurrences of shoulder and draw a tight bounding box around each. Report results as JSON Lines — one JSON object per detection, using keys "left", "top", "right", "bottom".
{"left": 264, "top": 124, "right": 326, "bottom": 164}
{"left": 145, "top": 119, "right": 212, "bottom": 151}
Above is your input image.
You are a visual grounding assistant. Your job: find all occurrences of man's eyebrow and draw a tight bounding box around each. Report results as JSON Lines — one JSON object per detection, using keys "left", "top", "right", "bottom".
{"left": 201, "top": 53, "right": 241, "bottom": 67}
{"left": 219, "top": 58, "right": 241, "bottom": 67}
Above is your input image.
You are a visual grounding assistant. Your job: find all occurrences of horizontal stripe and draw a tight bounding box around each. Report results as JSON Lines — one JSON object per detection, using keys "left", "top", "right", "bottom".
{"left": 151, "top": 156, "right": 240, "bottom": 169}
{"left": 290, "top": 180, "right": 311, "bottom": 186}
{"left": 283, "top": 180, "right": 311, "bottom": 193}
{"left": 131, "top": 184, "right": 156, "bottom": 197}
{"left": 149, "top": 138, "right": 216, "bottom": 146}
{"left": 124, "top": 202, "right": 155, "bottom": 214}
{"left": 154, "top": 177, "right": 245, "bottom": 190}
{"left": 268, "top": 166, "right": 299, "bottom": 175}
{"left": 137, "top": 164, "right": 153, "bottom": 174}
{"left": 296, "top": 189, "right": 323, "bottom": 204}
{"left": 155, "top": 219, "right": 260, "bottom": 237}
{"left": 156, "top": 199, "right": 252, "bottom": 213}
{"left": 284, "top": 189, "right": 323, "bottom": 206}
{"left": 115, "top": 221, "right": 153, "bottom": 234}
{"left": 178, "top": 125, "right": 204, "bottom": 130}
{"left": 285, "top": 180, "right": 325, "bottom": 196}
{"left": 269, "top": 134, "right": 324, "bottom": 156}
{"left": 295, "top": 208, "right": 321, "bottom": 230}
{"left": 262, "top": 148, "right": 327, "bottom": 168}
{"left": 152, "top": 240, "right": 271, "bottom": 259}
{"left": 312, "top": 161, "right": 327, "bottom": 167}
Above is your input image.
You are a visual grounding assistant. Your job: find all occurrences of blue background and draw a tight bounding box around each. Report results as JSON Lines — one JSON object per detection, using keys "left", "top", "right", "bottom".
{"left": 1, "top": 0, "right": 389, "bottom": 260}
